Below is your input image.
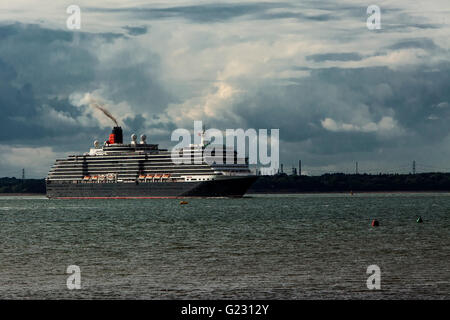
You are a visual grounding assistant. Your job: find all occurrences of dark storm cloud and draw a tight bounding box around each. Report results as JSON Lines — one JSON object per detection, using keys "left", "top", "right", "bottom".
{"left": 0, "top": 24, "right": 102, "bottom": 145}
{"left": 380, "top": 23, "right": 441, "bottom": 33}
{"left": 253, "top": 11, "right": 336, "bottom": 22}
{"left": 307, "top": 132, "right": 381, "bottom": 154}
{"left": 86, "top": 0, "right": 443, "bottom": 34}
{"left": 0, "top": 58, "right": 41, "bottom": 140}
{"left": 387, "top": 38, "right": 439, "bottom": 50}
{"left": 0, "top": 53, "right": 100, "bottom": 146}
{"left": 306, "top": 52, "right": 364, "bottom": 62}
{"left": 373, "top": 37, "right": 444, "bottom": 58}
{"left": 0, "top": 74, "right": 91, "bottom": 147}
{"left": 123, "top": 114, "right": 146, "bottom": 134}
{"left": 0, "top": 23, "right": 174, "bottom": 149}
{"left": 230, "top": 63, "right": 450, "bottom": 155}
{"left": 0, "top": 23, "right": 122, "bottom": 97}
{"left": 95, "top": 50, "right": 174, "bottom": 113}
{"left": 88, "top": 1, "right": 362, "bottom": 24}
{"left": 122, "top": 25, "right": 148, "bottom": 36}
{"left": 89, "top": 2, "right": 287, "bottom": 23}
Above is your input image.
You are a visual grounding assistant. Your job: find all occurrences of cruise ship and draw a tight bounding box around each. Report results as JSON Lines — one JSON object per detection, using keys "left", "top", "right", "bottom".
{"left": 46, "top": 126, "right": 258, "bottom": 198}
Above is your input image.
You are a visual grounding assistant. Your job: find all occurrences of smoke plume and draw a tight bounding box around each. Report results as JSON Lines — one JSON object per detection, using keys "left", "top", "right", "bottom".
{"left": 88, "top": 98, "right": 119, "bottom": 127}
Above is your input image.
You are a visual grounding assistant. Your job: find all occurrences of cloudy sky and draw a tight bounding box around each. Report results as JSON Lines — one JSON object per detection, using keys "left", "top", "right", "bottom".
{"left": 0, "top": 0, "right": 449, "bottom": 177}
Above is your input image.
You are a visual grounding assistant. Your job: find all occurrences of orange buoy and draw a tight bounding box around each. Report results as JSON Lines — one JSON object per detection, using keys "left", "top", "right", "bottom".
{"left": 180, "top": 201, "right": 188, "bottom": 205}
{"left": 371, "top": 219, "right": 379, "bottom": 227}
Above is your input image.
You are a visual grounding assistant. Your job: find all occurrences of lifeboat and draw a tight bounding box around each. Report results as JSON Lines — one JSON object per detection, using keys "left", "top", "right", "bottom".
{"left": 154, "top": 174, "right": 162, "bottom": 179}
{"left": 91, "top": 176, "right": 98, "bottom": 180}
{"left": 83, "top": 176, "right": 90, "bottom": 181}
{"left": 138, "top": 175, "right": 146, "bottom": 180}
{"left": 162, "top": 174, "right": 171, "bottom": 179}
{"left": 98, "top": 175, "right": 106, "bottom": 181}
{"left": 146, "top": 174, "right": 154, "bottom": 179}
{"left": 107, "top": 173, "right": 115, "bottom": 180}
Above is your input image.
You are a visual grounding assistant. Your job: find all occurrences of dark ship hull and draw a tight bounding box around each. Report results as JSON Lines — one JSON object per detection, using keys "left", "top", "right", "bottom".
{"left": 46, "top": 175, "right": 257, "bottom": 199}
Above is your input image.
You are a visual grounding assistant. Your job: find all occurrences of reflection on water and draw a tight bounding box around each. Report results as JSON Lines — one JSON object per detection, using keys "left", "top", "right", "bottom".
{"left": 0, "top": 193, "right": 449, "bottom": 299}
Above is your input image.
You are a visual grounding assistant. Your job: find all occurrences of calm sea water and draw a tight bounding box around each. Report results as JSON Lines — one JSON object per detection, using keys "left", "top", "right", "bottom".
{"left": 0, "top": 193, "right": 449, "bottom": 299}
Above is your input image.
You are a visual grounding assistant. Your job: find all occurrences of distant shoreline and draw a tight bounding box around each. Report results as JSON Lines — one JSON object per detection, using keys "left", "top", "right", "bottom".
{"left": 0, "top": 193, "right": 46, "bottom": 197}
{"left": 4, "top": 173, "right": 450, "bottom": 195}
{"left": 2, "top": 191, "right": 450, "bottom": 197}
{"left": 247, "top": 190, "right": 450, "bottom": 194}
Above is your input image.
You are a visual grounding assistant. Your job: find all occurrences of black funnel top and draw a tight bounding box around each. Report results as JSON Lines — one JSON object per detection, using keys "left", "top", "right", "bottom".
{"left": 112, "top": 127, "right": 123, "bottom": 144}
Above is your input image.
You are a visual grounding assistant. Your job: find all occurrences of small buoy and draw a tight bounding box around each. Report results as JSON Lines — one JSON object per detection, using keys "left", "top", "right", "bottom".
{"left": 180, "top": 201, "right": 188, "bottom": 205}
{"left": 416, "top": 216, "right": 423, "bottom": 223}
{"left": 371, "top": 219, "right": 379, "bottom": 227}
{"left": 350, "top": 190, "right": 354, "bottom": 196}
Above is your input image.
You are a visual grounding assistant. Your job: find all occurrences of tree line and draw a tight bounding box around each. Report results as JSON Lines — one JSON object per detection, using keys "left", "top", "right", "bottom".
{"left": 248, "top": 172, "right": 450, "bottom": 193}
{"left": 3, "top": 173, "right": 450, "bottom": 194}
